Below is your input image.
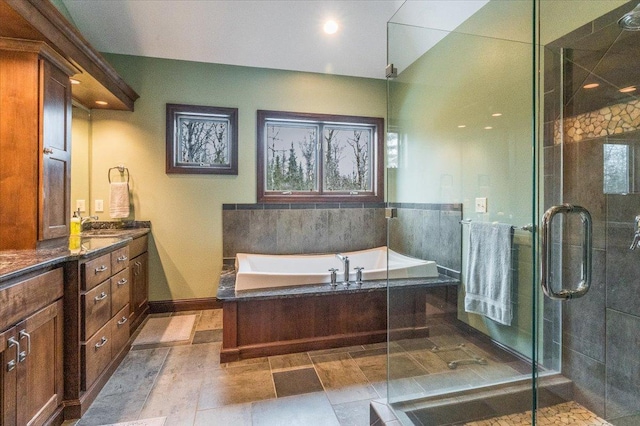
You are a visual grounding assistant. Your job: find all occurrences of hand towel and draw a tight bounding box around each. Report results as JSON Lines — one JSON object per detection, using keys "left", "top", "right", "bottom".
{"left": 109, "top": 182, "right": 130, "bottom": 219}
{"left": 464, "top": 222, "right": 514, "bottom": 326}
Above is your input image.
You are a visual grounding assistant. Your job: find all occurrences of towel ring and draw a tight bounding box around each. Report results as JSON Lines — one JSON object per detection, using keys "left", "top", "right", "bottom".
{"left": 108, "top": 166, "right": 130, "bottom": 184}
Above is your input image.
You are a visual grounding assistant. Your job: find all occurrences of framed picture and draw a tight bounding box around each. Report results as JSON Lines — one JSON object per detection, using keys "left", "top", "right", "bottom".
{"left": 166, "top": 103, "right": 238, "bottom": 174}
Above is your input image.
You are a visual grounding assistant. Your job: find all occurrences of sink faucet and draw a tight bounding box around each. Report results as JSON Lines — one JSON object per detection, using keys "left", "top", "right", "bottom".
{"left": 335, "top": 254, "right": 350, "bottom": 286}
{"left": 76, "top": 208, "right": 98, "bottom": 227}
{"left": 631, "top": 215, "right": 640, "bottom": 250}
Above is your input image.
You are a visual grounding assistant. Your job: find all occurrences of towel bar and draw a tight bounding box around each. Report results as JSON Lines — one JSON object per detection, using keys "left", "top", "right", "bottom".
{"left": 460, "top": 220, "right": 535, "bottom": 232}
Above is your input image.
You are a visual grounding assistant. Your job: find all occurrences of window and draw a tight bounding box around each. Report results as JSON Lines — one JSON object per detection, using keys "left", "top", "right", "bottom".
{"left": 257, "top": 110, "right": 384, "bottom": 203}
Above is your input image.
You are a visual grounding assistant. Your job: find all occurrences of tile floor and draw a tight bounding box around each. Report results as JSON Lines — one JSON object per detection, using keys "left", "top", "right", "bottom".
{"left": 62, "top": 309, "right": 609, "bottom": 426}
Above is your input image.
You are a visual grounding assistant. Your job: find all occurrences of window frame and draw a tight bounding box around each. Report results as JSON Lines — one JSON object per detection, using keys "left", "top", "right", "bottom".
{"left": 257, "top": 110, "right": 384, "bottom": 203}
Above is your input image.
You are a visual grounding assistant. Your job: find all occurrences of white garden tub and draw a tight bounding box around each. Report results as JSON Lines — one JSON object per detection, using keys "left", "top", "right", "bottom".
{"left": 234, "top": 246, "right": 439, "bottom": 291}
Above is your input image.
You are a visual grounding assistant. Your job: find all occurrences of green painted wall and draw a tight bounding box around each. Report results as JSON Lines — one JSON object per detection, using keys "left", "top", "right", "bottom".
{"left": 86, "top": 55, "right": 386, "bottom": 301}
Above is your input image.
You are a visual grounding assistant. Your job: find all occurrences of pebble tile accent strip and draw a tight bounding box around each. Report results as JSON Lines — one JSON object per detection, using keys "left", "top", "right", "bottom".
{"left": 465, "top": 401, "right": 612, "bottom": 425}
{"left": 555, "top": 99, "right": 640, "bottom": 144}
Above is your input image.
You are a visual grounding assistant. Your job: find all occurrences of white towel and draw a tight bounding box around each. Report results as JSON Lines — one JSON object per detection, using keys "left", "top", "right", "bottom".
{"left": 464, "top": 222, "right": 514, "bottom": 326}
{"left": 109, "top": 182, "right": 130, "bottom": 219}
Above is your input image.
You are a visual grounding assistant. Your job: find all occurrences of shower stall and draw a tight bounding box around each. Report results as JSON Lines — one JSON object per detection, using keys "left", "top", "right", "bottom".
{"left": 382, "top": 1, "right": 640, "bottom": 424}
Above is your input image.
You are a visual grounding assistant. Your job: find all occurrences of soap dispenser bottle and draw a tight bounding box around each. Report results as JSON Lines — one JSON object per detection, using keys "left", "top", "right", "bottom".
{"left": 70, "top": 209, "right": 81, "bottom": 236}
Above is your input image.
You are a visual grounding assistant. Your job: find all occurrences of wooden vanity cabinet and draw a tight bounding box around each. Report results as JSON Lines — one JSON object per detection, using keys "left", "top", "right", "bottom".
{"left": 0, "top": 268, "right": 64, "bottom": 426}
{"left": 80, "top": 246, "right": 130, "bottom": 391}
{"left": 129, "top": 236, "right": 149, "bottom": 331}
{"left": 0, "top": 38, "right": 78, "bottom": 250}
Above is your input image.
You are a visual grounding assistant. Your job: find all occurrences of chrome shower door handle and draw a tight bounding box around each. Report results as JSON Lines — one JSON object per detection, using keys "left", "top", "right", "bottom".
{"left": 541, "top": 204, "right": 593, "bottom": 301}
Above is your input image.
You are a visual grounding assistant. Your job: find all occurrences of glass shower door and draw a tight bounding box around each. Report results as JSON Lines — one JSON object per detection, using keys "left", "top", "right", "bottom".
{"left": 539, "top": 1, "right": 640, "bottom": 423}
{"left": 385, "top": 1, "right": 539, "bottom": 424}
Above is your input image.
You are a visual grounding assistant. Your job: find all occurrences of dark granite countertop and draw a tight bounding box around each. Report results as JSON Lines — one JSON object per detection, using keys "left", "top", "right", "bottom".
{"left": 0, "top": 224, "right": 150, "bottom": 283}
{"left": 217, "top": 266, "right": 459, "bottom": 302}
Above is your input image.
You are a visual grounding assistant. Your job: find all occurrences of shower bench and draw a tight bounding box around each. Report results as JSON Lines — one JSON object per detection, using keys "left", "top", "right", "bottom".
{"left": 216, "top": 270, "right": 459, "bottom": 362}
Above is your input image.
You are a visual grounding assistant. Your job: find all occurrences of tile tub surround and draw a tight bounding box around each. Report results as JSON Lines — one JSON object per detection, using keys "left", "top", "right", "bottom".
{"left": 222, "top": 203, "right": 386, "bottom": 258}
{"left": 222, "top": 203, "right": 461, "bottom": 275}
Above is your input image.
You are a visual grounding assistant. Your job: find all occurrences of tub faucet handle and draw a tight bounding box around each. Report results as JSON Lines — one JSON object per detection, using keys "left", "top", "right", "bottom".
{"left": 354, "top": 266, "right": 364, "bottom": 285}
{"left": 328, "top": 268, "right": 338, "bottom": 287}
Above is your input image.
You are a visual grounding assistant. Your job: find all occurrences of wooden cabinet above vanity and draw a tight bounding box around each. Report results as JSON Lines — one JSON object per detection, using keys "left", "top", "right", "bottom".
{"left": 0, "top": 38, "right": 77, "bottom": 250}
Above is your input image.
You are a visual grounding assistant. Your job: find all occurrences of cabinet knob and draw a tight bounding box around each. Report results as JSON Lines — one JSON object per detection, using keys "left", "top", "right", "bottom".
{"left": 117, "top": 278, "right": 128, "bottom": 286}
{"left": 117, "top": 255, "right": 128, "bottom": 262}
{"left": 117, "top": 316, "right": 128, "bottom": 326}
{"left": 43, "top": 147, "right": 54, "bottom": 155}
{"left": 94, "top": 292, "right": 108, "bottom": 302}
{"left": 95, "top": 265, "right": 108, "bottom": 274}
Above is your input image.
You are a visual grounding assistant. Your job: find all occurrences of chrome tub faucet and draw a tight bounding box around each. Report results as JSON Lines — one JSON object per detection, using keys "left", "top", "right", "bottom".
{"left": 335, "top": 254, "right": 350, "bottom": 286}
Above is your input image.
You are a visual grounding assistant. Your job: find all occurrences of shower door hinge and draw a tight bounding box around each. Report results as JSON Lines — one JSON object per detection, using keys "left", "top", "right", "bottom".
{"left": 385, "top": 207, "right": 397, "bottom": 219}
{"left": 385, "top": 64, "right": 397, "bottom": 78}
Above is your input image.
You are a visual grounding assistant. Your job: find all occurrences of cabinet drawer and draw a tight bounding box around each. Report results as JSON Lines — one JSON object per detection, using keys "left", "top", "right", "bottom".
{"left": 111, "top": 304, "right": 130, "bottom": 357}
{"left": 0, "top": 268, "right": 63, "bottom": 331}
{"left": 111, "top": 246, "right": 129, "bottom": 275}
{"left": 110, "top": 268, "right": 130, "bottom": 317}
{"left": 83, "top": 253, "right": 112, "bottom": 291}
{"left": 81, "top": 320, "right": 112, "bottom": 391}
{"left": 82, "top": 280, "right": 111, "bottom": 340}
{"left": 129, "top": 235, "right": 148, "bottom": 259}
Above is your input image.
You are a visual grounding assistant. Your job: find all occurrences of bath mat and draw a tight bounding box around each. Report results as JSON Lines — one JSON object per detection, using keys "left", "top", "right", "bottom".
{"left": 103, "top": 417, "right": 166, "bottom": 426}
{"left": 132, "top": 315, "right": 196, "bottom": 346}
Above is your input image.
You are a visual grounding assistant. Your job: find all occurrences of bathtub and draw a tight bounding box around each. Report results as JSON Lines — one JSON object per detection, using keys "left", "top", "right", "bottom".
{"left": 234, "top": 246, "right": 439, "bottom": 291}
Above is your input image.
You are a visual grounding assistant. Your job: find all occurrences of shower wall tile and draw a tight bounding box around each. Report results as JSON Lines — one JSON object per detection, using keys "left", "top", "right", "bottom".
{"left": 562, "top": 246, "right": 606, "bottom": 363}
{"left": 605, "top": 309, "right": 640, "bottom": 419}
{"left": 562, "top": 347, "right": 605, "bottom": 417}
{"left": 606, "top": 223, "right": 640, "bottom": 316}
{"left": 607, "top": 193, "right": 640, "bottom": 224}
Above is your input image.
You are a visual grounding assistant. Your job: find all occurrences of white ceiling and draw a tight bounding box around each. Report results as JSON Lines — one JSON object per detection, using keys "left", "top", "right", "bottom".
{"left": 62, "top": 0, "right": 404, "bottom": 80}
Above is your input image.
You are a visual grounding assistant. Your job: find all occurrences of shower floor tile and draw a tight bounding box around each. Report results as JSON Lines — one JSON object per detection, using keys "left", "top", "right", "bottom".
{"left": 464, "top": 401, "right": 612, "bottom": 426}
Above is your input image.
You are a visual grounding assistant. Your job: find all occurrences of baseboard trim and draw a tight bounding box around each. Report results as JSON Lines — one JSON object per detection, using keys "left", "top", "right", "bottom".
{"left": 148, "top": 297, "right": 221, "bottom": 313}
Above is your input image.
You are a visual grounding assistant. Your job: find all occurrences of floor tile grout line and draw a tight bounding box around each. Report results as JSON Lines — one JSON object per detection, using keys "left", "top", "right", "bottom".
{"left": 134, "top": 342, "right": 172, "bottom": 422}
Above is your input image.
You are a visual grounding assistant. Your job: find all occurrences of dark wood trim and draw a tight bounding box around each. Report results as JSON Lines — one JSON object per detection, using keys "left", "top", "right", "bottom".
{"left": 2, "top": 0, "right": 139, "bottom": 110}
{"left": 148, "top": 297, "right": 222, "bottom": 313}
{"left": 256, "top": 110, "right": 385, "bottom": 204}
{"left": 165, "top": 104, "right": 238, "bottom": 175}
{"left": 221, "top": 330, "right": 388, "bottom": 363}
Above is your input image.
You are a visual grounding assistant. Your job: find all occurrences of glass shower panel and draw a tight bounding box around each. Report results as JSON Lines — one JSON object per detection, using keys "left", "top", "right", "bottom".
{"left": 386, "top": 1, "right": 537, "bottom": 424}
{"left": 539, "top": 1, "right": 640, "bottom": 423}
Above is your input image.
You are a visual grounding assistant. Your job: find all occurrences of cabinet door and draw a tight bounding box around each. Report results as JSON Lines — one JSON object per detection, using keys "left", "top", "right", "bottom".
{"left": 15, "top": 299, "right": 63, "bottom": 426}
{"left": 0, "top": 327, "right": 18, "bottom": 426}
{"left": 39, "top": 59, "right": 71, "bottom": 241}
{"left": 130, "top": 252, "right": 149, "bottom": 327}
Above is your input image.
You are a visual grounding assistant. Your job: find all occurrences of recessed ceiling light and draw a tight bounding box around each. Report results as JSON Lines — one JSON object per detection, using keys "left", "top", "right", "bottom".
{"left": 619, "top": 86, "right": 637, "bottom": 93}
{"left": 95, "top": 100, "right": 108, "bottom": 106}
{"left": 491, "top": 113, "right": 502, "bottom": 117}
{"left": 457, "top": 125, "right": 466, "bottom": 128}
{"left": 583, "top": 83, "right": 599, "bottom": 89}
{"left": 70, "top": 78, "right": 81, "bottom": 85}
{"left": 324, "top": 20, "right": 339, "bottom": 34}
{"left": 484, "top": 126, "right": 493, "bottom": 130}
